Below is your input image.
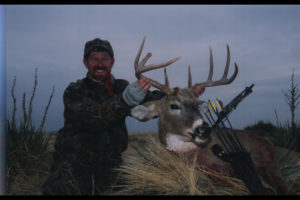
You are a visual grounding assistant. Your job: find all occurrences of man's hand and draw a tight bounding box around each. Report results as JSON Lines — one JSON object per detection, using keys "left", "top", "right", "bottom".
{"left": 138, "top": 76, "right": 152, "bottom": 92}
{"left": 122, "top": 76, "right": 152, "bottom": 107}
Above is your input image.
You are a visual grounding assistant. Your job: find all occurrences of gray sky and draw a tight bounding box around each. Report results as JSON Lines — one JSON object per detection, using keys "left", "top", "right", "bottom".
{"left": 5, "top": 5, "right": 300, "bottom": 133}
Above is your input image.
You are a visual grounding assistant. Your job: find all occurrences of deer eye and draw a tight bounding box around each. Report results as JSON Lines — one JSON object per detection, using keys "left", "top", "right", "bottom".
{"left": 170, "top": 104, "right": 180, "bottom": 110}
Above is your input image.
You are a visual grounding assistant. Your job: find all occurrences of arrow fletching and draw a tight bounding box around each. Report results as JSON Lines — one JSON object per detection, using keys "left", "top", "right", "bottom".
{"left": 208, "top": 99, "right": 217, "bottom": 114}
{"left": 216, "top": 98, "right": 224, "bottom": 111}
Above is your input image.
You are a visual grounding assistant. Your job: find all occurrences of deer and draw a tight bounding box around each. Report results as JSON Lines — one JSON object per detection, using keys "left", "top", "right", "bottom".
{"left": 129, "top": 37, "right": 298, "bottom": 195}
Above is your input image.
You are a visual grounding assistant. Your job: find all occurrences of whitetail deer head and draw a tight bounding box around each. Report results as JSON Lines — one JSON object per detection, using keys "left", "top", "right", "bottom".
{"left": 131, "top": 37, "right": 238, "bottom": 153}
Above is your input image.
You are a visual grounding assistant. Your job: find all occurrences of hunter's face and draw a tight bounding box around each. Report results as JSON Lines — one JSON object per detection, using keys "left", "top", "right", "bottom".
{"left": 83, "top": 51, "right": 115, "bottom": 81}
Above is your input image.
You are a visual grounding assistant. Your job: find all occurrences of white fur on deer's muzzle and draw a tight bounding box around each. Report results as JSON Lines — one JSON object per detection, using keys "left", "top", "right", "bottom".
{"left": 192, "top": 119, "right": 204, "bottom": 131}
{"left": 165, "top": 119, "right": 209, "bottom": 152}
{"left": 166, "top": 134, "right": 198, "bottom": 152}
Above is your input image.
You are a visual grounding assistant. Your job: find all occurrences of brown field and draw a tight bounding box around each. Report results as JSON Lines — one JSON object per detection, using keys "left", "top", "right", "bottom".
{"left": 6, "top": 132, "right": 300, "bottom": 195}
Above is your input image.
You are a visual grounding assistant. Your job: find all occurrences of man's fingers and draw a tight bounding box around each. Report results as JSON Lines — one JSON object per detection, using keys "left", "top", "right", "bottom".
{"left": 140, "top": 79, "right": 152, "bottom": 91}
{"left": 138, "top": 77, "right": 152, "bottom": 91}
{"left": 143, "top": 81, "right": 152, "bottom": 91}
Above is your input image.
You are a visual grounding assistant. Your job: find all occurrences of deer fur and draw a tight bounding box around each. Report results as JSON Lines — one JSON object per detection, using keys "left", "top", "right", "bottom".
{"left": 130, "top": 37, "right": 298, "bottom": 195}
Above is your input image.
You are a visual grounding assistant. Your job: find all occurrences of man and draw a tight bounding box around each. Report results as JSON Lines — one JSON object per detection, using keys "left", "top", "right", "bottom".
{"left": 42, "top": 38, "right": 161, "bottom": 195}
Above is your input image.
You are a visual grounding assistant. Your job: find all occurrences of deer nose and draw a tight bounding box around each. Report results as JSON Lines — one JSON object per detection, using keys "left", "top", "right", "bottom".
{"left": 194, "top": 121, "right": 211, "bottom": 139}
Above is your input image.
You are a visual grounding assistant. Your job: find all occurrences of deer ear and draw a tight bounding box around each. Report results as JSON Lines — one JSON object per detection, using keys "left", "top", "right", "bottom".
{"left": 130, "top": 101, "right": 160, "bottom": 121}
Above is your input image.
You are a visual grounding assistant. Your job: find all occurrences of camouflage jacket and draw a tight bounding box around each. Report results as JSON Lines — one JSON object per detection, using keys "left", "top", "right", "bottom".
{"left": 54, "top": 73, "right": 133, "bottom": 162}
{"left": 54, "top": 73, "right": 165, "bottom": 163}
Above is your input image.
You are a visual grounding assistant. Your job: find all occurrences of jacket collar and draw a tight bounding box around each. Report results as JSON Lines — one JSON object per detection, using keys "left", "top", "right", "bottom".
{"left": 86, "top": 72, "right": 115, "bottom": 86}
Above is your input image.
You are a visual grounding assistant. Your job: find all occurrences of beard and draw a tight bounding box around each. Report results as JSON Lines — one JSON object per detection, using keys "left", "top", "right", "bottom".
{"left": 90, "top": 66, "right": 111, "bottom": 81}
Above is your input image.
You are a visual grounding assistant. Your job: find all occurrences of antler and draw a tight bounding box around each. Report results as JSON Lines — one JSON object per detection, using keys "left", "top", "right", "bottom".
{"left": 135, "top": 36, "right": 181, "bottom": 95}
{"left": 191, "top": 45, "right": 238, "bottom": 89}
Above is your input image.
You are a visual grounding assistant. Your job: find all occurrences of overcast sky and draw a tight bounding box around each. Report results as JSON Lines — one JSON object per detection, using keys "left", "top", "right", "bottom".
{"left": 5, "top": 5, "right": 300, "bottom": 133}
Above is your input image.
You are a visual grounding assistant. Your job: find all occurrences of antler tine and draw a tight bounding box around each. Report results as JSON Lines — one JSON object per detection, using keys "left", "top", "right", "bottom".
{"left": 164, "top": 68, "right": 169, "bottom": 88}
{"left": 194, "top": 45, "right": 238, "bottom": 88}
{"left": 208, "top": 47, "right": 214, "bottom": 82}
{"left": 136, "top": 57, "right": 181, "bottom": 75}
{"left": 134, "top": 36, "right": 181, "bottom": 94}
{"left": 134, "top": 36, "right": 146, "bottom": 71}
{"left": 188, "top": 65, "right": 192, "bottom": 88}
{"left": 228, "top": 62, "right": 239, "bottom": 83}
{"left": 222, "top": 44, "right": 231, "bottom": 78}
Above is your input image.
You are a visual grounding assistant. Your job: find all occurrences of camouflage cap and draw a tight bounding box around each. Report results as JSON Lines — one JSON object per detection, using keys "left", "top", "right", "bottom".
{"left": 84, "top": 38, "right": 114, "bottom": 59}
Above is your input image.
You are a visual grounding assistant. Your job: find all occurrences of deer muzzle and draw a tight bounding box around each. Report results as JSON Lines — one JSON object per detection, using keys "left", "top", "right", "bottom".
{"left": 192, "top": 121, "right": 211, "bottom": 143}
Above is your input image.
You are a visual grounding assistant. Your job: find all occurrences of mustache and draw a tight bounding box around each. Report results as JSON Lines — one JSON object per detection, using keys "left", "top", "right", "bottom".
{"left": 95, "top": 66, "right": 107, "bottom": 70}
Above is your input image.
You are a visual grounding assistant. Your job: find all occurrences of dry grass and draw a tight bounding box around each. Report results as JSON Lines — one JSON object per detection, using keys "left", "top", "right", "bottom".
{"left": 5, "top": 133, "right": 55, "bottom": 195}
{"left": 109, "top": 134, "right": 249, "bottom": 195}
{"left": 6, "top": 132, "right": 299, "bottom": 195}
{"left": 276, "top": 147, "right": 300, "bottom": 192}
{"left": 6, "top": 150, "right": 53, "bottom": 195}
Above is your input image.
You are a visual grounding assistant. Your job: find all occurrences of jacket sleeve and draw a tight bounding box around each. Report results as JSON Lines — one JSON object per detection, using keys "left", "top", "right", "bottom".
{"left": 63, "top": 83, "right": 131, "bottom": 133}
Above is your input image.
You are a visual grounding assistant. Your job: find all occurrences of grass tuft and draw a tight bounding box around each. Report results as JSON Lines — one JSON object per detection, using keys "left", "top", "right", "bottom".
{"left": 5, "top": 69, "right": 55, "bottom": 195}
{"left": 110, "top": 135, "right": 249, "bottom": 195}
